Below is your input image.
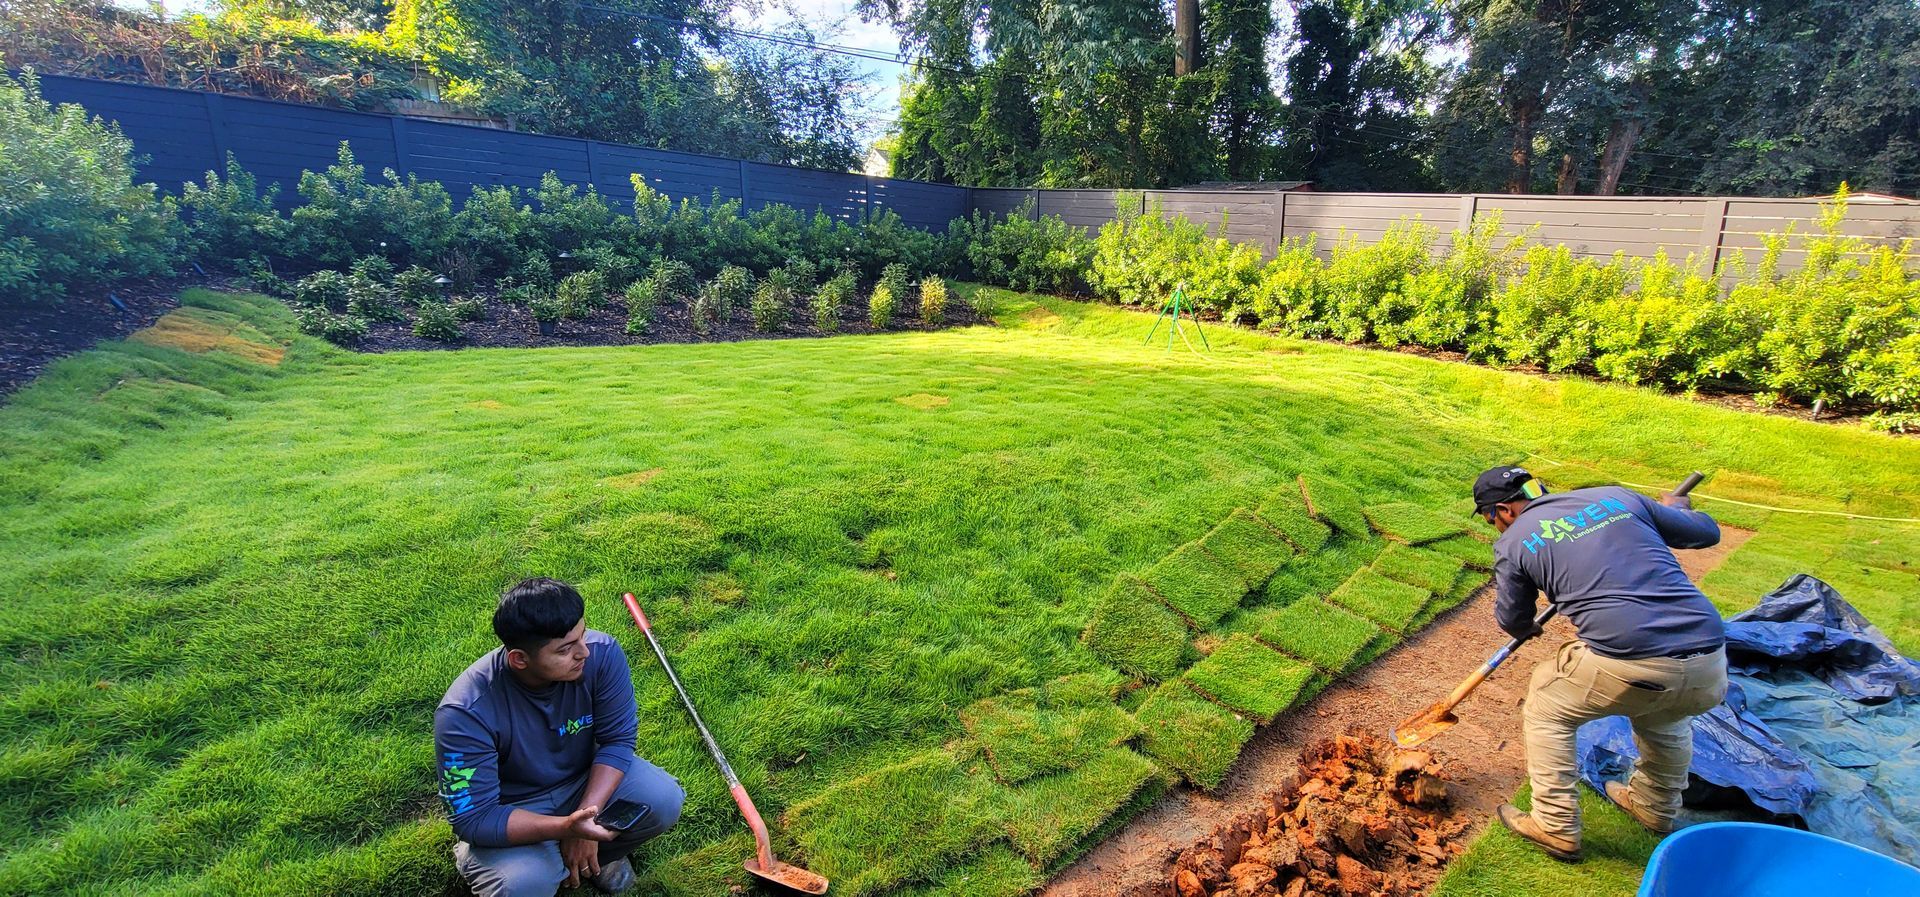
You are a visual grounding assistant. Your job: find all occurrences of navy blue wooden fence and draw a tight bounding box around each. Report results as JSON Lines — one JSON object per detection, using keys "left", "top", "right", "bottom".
{"left": 35, "top": 74, "right": 972, "bottom": 231}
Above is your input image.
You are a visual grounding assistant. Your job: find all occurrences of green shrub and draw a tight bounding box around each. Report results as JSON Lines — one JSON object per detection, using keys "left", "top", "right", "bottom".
{"left": 920, "top": 277, "right": 949, "bottom": 324}
{"left": 1489, "top": 244, "right": 1630, "bottom": 371}
{"left": 529, "top": 295, "right": 564, "bottom": 324}
{"left": 571, "top": 244, "right": 644, "bottom": 290}
{"left": 292, "top": 270, "right": 351, "bottom": 311}
{"left": 346, "top": 263, "right": 404, "bottom": 323}
{"left": 879, "top": 262, "right": 914, "bottom": 305}
{"left": 0, "top": 71, "right": 179, "bottom": 307}
{"left": 410, "top": 302, "right": 462, "bottom": 341}
{"left": 750, "top": 279, "right": 790, "bottom": 332}
{"left": 179, "top": 155, "right": 289, "bottom": 269}
{"left": 1089, "top": 195, "right": 1260, "bottom": 316}
{"left": 1247, "top": 237, "right": 1324, "bottom": 332}
{"left": 623, "top": 280, "right": 658, "bottom": 334}
{"left": 498, "top": 283, "right": 541, "bottom": 306}
{"left": 868, "top": 284, "right": 898, "bottom": 329}
{"left": 555, "top": 270, "right": 606, "bottom": 320}
{"left": 450, "top": 298, "right": 486, "bottom": 322}
{"left": 690, "top": 281, "right": 725, "bottom": 335}
{"left": 291, "top": 143, "right": 454, "bottom": 268}
{"left": 814, "top": 272, "right": 854, "bottom": 332}
{"left": 710, "top": 265, "right": 754, "bottom": 319}
{"left": 1321, "top": 219, "right": 1436, "bottom": 344}
{"left": 965, "top": 203, "right": 1095, "bottom": 293}
{"left": 647, "top": 258, "right": 697, "bottom": 304}
{"left": 392, "top": 266, "right": 441, "bottom": 305}
{"left": 770, "top": 258, "right": 817, "bottom": 294}
{"left": 294, "top": 306, "right": 368, "bottom": 343}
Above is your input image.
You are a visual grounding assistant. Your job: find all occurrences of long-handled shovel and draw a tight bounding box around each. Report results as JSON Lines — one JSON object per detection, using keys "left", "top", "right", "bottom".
{"left": 622, "top": 593, "right": 830, "bottom": 894}
{"left": 1391, "top": 471, "right": 1706, "bottom": 749}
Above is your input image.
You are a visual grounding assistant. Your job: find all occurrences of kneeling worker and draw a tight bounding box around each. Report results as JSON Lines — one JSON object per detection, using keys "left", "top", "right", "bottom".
{"left": 437, "top": 578, "right": 685, "bottom": 895}
{"left": 1472, "top": 467, "right": 1728, "bottom": 861}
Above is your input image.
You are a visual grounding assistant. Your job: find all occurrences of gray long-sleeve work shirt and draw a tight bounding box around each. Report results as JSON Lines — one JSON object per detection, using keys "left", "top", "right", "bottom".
{"left": 1493, "top": 485, "right": 1725, "bottom": 660}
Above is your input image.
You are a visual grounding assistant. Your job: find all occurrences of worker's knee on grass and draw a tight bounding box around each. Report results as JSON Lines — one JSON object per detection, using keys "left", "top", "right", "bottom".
{"left": 456, "top": 842, "right": 565, "bottom": 897}
{"left": 611, "top": 760, "right": 686, "bottom": 842}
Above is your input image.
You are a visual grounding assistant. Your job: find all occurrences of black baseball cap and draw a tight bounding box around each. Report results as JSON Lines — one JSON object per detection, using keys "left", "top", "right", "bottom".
{"left": 1472, "top": 466, "right": 1543, "bottom": 516}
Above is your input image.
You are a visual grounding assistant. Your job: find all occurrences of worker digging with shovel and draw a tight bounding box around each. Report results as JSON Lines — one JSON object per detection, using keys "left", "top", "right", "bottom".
{"left": 1459, "top": 467, "right": 1729, "bottom": 862}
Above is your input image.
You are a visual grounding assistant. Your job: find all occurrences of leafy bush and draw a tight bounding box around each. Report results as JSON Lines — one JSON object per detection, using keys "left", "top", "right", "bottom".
{"left": 345, "top": 260, "right": 404, "bottom": 322}
{"left": 393, "top": 266, "right": 441, "bottom": 305}
{"left": 555, "top": 270, "right": 607, "bottom": 320}
{"left": 1246, "top": 237, "right": 1323, "bottom": 333}
{"left": 814, "top": 271, "right": 853, "bottom": 332}
{"left": 1088, "top": 195, "right": 1260, "bottom": 316}
{"left": 1320, "top": 220, "right": 1435, "bottom": 344}
{"left": 920, "top": 277, "right": 949, "bottom": 324}
{"left": 709, "top": 265, "right": 754, "bottom": 320}
{"left": 295, "top": 305, "right": 368, "bottom": 343}
{"left": 648, "top": 258, "right": 697, "bottom": 305}
{"left": 965, "top": 204, "right": 1094, "bottom": 293}
{"left": 411, "top": 302, "right": 462, "bottom": 341}
{"left": 0, "top": 71, "right": 179, "bottom": 307}
{"left": 1489, "top": 245, "right": 1629, "bottom": 372}
{"left": 623, "top": 280, "right": 658, "bottom": 334}
{"left": 868, "top": 283, "right": 897, "bottom": 329}
{"left": 450, "top": 298, "right": 486, "bottom": 322}
{"left": 770, "top": 258, "right": 817, "bottom": 294}
{"left": 529, "top": 295, "right": 564, "bottom": 324}
{"left": 292, "top": 270, "right": 351, "bottom": 310}
{"left": 180, "top": 155, "right": 289, "bottom": 269}
{"left": 750, "top": 279, "right": 790, "bottom": 332}
{"left": 290, "top": 143, "right": 455, "bottom": 268}
{"left": 878, "top": 262, "right": 914, "bottom": 306}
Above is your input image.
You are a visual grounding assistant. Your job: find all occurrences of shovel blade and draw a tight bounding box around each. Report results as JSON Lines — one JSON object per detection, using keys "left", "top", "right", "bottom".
{"left": 1392, "top": 704, "right": 1461, "bottom": 749}
{"left": 744, "top": 857, "right": 830, "bottom": 894}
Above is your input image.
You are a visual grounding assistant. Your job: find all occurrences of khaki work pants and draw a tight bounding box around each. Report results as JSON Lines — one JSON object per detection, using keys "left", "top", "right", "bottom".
{"left": 1522, "top": 639, "right": 1728, "bottom": 843}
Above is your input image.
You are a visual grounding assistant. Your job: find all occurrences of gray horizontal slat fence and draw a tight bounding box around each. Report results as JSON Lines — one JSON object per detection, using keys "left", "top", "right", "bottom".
{"left": 34, "top": 73, "right": 969, "bottom": 231}
{"left": 970, "top": 186, "right": 1920, "bottom": 271}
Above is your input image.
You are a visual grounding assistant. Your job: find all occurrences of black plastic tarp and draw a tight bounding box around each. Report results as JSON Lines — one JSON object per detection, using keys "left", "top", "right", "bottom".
{"left": 1576, "top": 574, "right": 1920, "bottom": 864}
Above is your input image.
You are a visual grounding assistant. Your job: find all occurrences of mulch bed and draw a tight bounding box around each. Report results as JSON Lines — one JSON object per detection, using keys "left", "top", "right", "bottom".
{"left": 353, "top": 293, "right": 988, "bottom": 352}
{"left": 0, "top": 275, "right": 210, "bottom": 398}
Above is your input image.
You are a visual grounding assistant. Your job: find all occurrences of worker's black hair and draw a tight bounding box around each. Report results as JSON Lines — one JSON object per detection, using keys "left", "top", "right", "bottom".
{"left": 493, "top": 577, "right": 585, "bottom": 652}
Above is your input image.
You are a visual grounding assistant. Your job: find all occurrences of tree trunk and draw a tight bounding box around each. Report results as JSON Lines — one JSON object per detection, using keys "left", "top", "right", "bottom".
{"left": 1556, "top": 152, "right": 1578, "bottom": 194}
{"left": 1595, "top": 119, "right": 1644, "bottom": 195}
{"left": 1505, "top": 95, "right": 1541, "bottom": 193}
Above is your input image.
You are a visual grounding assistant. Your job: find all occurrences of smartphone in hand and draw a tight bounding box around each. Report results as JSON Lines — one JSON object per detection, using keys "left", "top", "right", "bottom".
{"left": 593, "top": 799, "right": 653, "bottom": 831}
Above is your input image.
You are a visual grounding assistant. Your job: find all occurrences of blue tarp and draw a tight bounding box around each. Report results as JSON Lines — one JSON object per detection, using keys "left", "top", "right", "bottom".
{"left": 1576, "top": 574, "right": 1920, "bottom": 865}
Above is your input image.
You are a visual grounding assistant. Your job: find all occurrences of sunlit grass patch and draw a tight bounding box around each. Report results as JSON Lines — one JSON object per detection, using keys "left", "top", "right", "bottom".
{"left": 959, "top": 673, "right": 1138, "bottom": 784}
{"left": 1372, "top": 543, "right": 1467, "bottom": 593}
{"left": 1197, "top": 509, "right": 1297, "bottom": 588}
{"left": 1082, "top": 575, "right": 1191, "bottom": 680}
{"left": 1243, "top": 596, "right": 1383, "bottom": 673}
{"left": 1142, "top": 543, "right": 1250, "bottom": 629}
{"left": 1181, "top": 633, "right": 1317, "bottom": 724}
{"left": 999, "top": 747, "right": 1162, "bottom": 866}
{"left": 1298, "top": 473, "right": 1369, "bottom": 537}
{"left": 783, "top": 751, "right": 1003, "bottom": 896}
{"left": 1328, "top": 567, "right": 1432, "bottom": 632}
{"left": 1134, "top": 683, "right": 1253, "bottom": 791}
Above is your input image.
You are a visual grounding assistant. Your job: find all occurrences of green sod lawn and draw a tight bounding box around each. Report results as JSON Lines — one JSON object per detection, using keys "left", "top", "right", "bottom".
{"left": 3, "top": 286, "right": 1917, "bottom": 896}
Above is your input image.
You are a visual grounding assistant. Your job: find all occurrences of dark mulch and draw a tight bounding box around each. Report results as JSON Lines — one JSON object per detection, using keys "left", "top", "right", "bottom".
{"left": 0, "top": 275, "right": 208, "bottom": 398}
{"left": 352, "top": 293, "right": 987, "bottom": 352}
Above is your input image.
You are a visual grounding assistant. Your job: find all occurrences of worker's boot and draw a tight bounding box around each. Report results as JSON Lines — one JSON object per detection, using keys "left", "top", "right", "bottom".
{"left": 1496, "top": 804, "right": 1582, "bottom": 862}
{"left": 589, "top": 858, "right": 635, "bottom": 894}
{"left": 1604, "top": 780, "right": 1675, "bottom": 835}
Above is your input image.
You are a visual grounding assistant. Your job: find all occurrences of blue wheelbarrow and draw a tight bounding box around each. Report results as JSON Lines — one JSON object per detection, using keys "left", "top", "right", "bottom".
{"left": 1639, "top": 822, "right": 1920, "bottom": 897}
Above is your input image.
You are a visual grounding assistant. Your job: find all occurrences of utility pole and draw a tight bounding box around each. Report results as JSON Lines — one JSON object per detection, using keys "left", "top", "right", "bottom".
{"left": 1174, "top": 0, "right": 1199, "bottom": 76}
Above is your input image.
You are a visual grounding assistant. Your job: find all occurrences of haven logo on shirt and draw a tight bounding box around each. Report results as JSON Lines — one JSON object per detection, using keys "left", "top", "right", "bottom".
{"left": 554, "top": 714, "right": 594, "bottom": 737}
{"left": 1521, "top": 497, "right": 1634, "bottom": 554}
{"left": 440, "top": 753, "right": 477, "bottom": 814}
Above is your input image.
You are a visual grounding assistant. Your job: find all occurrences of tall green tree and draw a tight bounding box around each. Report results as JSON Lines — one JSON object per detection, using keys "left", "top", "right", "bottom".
{"left": 1276, "top": 0, "right": 1440, "bottom": 190}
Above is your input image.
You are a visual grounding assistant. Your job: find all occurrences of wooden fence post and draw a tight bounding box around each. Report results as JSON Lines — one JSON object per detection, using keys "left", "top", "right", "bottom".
{"left": 738, "top": 161, "right": 752, "bottom": 210}
{"left": 1700, "top": 198, "right": 1730, "bottom": 273}
{"left": 584, "top": 140, "right": 602, "bottom": 190}
{"left": 1457, "top": 193, "right": 1478, "bottom": 233}
{"left": 1272, "top": 191, "right": 1288, "bottom": 255}
{"left": 203, "top": 93, "right": 229, "bottom": 165}
{"left": 391, "top": 116, "right": 414, "bottom": 177}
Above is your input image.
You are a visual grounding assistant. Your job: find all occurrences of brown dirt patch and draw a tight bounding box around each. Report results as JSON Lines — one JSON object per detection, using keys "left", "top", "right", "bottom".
{"left": 130, "top": 309, "right": 285, "bottom": 366}
{"left": 602, "top": 468, "right": 664, "bottom": 489}
{"left": 1044, "top": 528, "right": 1753, "bottom": 897}
{"left": 895, "top": 393, "right": 950, "bottom": 409}
{"left": 1160, "top": 734, "right": 1469, "bottom": 897}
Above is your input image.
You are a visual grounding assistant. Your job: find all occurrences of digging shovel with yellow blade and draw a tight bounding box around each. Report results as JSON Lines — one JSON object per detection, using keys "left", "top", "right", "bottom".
{"left": 1392, "top": 471, "right": 1706, "bottom": 749}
